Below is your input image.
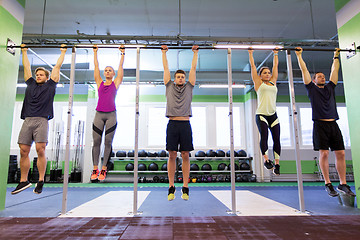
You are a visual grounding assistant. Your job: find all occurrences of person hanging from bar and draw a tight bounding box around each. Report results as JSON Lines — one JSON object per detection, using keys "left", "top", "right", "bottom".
{"left": 248, "top": 48, "right": 281, "bottom": 175}
{"left": 90, "top": 45, "right": 125, "bottom": 182}
{"left": 11, "top": 44, "right": 67, "bottom": 195}
{"left": 161, "top": 45, "right": 199, "bottom": 201}
{"left": 295, "top": 47, "right": 355, "bottom": 197}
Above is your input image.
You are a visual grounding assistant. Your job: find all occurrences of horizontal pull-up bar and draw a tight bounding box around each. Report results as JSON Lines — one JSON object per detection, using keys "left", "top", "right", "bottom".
{"left": 6, "top": 44, "right": 356, "bottom": 52}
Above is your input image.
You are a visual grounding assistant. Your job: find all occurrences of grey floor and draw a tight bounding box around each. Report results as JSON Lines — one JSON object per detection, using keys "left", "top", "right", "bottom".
{"left": 2, "top": 184, "right": 360, "bottom": 217}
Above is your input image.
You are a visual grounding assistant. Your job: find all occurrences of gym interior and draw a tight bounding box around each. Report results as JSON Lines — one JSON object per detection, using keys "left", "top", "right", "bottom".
{"left": 1, "top": 0, "right": 360, "bottom": 239}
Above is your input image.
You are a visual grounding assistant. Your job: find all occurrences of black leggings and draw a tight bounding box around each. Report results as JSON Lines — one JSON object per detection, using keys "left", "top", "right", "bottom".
{"left": 255, "top": 113, "right": 281, "bottom": 160}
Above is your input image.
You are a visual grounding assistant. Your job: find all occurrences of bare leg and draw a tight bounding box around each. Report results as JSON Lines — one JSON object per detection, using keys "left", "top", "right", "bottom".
{"left": 319, "top": 150, "right": 331, "bottom": 184}
{"left": 35, "top": 142, "right": 47, "bottom": 182}
{"left": 19, "top": 144, "right": 31, "bottom": 182}
{"left": 181, "top": 151, "right": 190, "bottom": 188}
{"left": 167, "top": 151, "right": 177, "bottom": 187}
{"left": 334, "top": 150, "right": 346, "bottom": 185}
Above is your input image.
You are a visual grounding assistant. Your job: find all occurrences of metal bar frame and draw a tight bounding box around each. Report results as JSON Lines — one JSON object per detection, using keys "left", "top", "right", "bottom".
{"left": 227, "top": 48, "right": 237, "bottom": 214}
{"left": 286, "top": 49, "right": 305, "bottom": 213}
{"left": 61, "top": 47, "right": 76, "bottom": 215}
{"left": 132, "top": 47, "right": 141, "bottom": 215}
{"left": 7, "top": 44, "right": 355, "bottom": 52}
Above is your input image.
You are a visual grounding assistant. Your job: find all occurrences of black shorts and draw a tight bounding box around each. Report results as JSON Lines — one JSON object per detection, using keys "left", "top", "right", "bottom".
{"left": 166, "top": 120, "right": 194, "bottom": 152}
{"left": 313, "top": 120, "right": 345, "bottom": 151}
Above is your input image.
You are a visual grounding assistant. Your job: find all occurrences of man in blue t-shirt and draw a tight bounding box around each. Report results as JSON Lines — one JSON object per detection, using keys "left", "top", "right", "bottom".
{"left": 296, "top": 47, "right": 355, "bottom": 198}
{"left": 11, "top": 44, "right": 67, "bottom": 195}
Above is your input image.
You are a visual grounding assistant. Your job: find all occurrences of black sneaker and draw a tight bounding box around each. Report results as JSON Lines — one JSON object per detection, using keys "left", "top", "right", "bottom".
{"left": 337, "top": 184, "right": 356, "bottom": 197}
{"left": 11, "top": 181, "right": 32, "bottom": 195}
{"left": 264, "top": 160, "right": 274, "bottom": 170}
{"left": 273, "top": 164, "right": 280, "bottom": 175}
{"left": 325, "top": 183, "right": 339, "bottom": 197}
{"left": 168, "top": 186, "right": 176, "bottom": 201}
{"left": 33, "top": 181, "right": 44, "bottom": 194}
{"left": 181, "top": 187, "right": 189, "bottom": 201}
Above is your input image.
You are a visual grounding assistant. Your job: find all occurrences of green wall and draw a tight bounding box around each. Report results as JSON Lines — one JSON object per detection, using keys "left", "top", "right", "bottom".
{"left": 336, "top": 0, "right": 360, "bottom": 207}
{"left": 0, "top": 1, "right": 25, "bottom": 210}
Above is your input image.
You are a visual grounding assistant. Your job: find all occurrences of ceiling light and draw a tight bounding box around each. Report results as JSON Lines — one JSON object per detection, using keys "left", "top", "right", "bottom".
{"left": 214, "top": 44, "right": 283, "bottom": 50}
{"left": 198, "top": 84, "right": 246, "bottom": 89}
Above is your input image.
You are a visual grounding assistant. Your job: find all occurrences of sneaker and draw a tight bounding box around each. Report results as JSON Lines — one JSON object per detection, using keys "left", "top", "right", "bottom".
{"left": 325, "top": 183, "right": 339, "bottom": 197}
{"left": 11, "top": 181, "right": 32, "bottom": 195}
{"left": 33, "top": 181, "right": 44, "bottom": 194}
{"left": 264, "top": 160, "right": 274, "bottom": 170}
{"left": 98, "top": 169, "right": 107, "bottom": 181}
{"left": 337, "top": 184, "right": 356, "bottom": 197}
{"left": 168, "top": 186, "right": 176, "bottom": 201}
{"left": 273, "top": 164, "right": 280, "bottom": 175}
{"left": 90, "top": 169, "right": 99, "bottom": 181}
{"left": 181, "top": 187, "right": 189, "bottom": 201}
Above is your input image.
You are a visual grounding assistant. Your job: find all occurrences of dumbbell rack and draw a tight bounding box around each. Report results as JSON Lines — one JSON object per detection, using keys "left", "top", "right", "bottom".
{"left": 105, "top": 156, "right": 253, "bottom": 183}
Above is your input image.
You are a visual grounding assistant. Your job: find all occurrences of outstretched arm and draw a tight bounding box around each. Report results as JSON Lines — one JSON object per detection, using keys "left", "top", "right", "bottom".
{"left": 295, "top": 47, "right": 312, "bottom": 85}
{"left": 248, "top": 48, "right": 262, "bottom": 91}
{"left": 161, "top": 45, "right": 171, "bottom": 85}
{"left": 21, "top": 44, "right": 32, "bottom": 81}
{"left": 51, "top": 44, "right": 67, "bottom": 83}
{"left": 270, "top": 48, "right": 279, "bottom": 84}
{"left": 114, "top": 45, "right": 125, "bottom": 89}
{"left": 329, "top": 48, "right": 340, "bottom": 85}
{"left": 93, "top": 45, "right": 103, "bottom": 88}
{"left": 188, "top": 45, "right": 199, "bottom": 86}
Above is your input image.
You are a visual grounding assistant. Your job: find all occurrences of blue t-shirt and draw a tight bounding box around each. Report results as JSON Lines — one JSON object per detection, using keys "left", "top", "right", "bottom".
{"left": 20, "top": 77, "right": 57, "bottom": 120}
{"left": 305, "top": 81, "right": 339, "bottom": 121}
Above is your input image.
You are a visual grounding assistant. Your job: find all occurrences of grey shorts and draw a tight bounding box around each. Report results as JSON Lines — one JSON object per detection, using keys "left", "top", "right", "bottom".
{"left": 18, "top": 117, "right": 49, "bottom": 145}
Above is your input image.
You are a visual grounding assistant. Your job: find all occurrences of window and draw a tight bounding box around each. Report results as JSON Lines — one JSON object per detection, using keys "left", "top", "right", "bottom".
{"left": 267, "top": 106, "right": 291, "bottom": 147}
{"left": 299, "top": 105, "right": 351, "bottom": 147}
{"left": 216, "top": 106, "right": 241, "bottom": 147}
{"left": 113, "top": 106, "right": 135, "bottom": 148}
{"left": 61, "top": 106, "right": 87, "bottom": 146}
{"left": 336, "top": 106, "right": 351, "bottom": 147}
{"left": 190, "top": 107, "right": 207, "bottom": 147}
{"left": 148, "top": 107, "right": 167, "bottom": 147}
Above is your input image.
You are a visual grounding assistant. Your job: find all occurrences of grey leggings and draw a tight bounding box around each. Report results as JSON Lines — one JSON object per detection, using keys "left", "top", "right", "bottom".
{"left": 92, "top": 111, "right": 117, "bottom": 167}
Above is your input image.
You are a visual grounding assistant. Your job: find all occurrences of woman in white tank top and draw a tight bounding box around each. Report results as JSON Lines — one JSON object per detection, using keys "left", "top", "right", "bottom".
{"left": 248, "top": 48, "right": 281, "bottom": 176}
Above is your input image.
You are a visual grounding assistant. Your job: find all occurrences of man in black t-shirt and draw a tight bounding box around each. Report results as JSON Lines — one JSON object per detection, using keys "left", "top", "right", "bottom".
{"left": 296, "top": 47, "right": 355, "bottom": 198}
{"left": 11, "top": 44, "right": 67, "bottom": 195}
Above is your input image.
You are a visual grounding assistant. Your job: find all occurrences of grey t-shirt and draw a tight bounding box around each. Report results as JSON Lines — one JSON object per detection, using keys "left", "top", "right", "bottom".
{"left": 165, "top": 81, "right": 194, "bottom": 117}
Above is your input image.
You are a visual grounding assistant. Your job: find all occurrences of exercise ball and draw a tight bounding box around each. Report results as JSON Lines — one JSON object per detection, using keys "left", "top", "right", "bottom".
{"left": 161, "top": 163, "right": 168, "bottom": 171}
{"left": 240, "top": 161, "right": 251, "bottom": 170}
{"left": 158, "top": 150, "right": 167, "bottom": 158}
{"left": 128, "top": 150, "right": 134, "bottom": 157}
{"left": 148, "top": 162, "right": 159, "bottom": 171}
{"left": 237, "top": 149, "right": 247, "bottom": 157}
{"left": 147, "top": 151, "right": 158, "bottom": 157}
{"left": 190, "top": 163, "right": 199, "bottom": 172}
{"left": 217, "top": 163, "right": 227, "bottom": 171}
{"left": 138, "top": 163, "right": 147, "bottom": 171}
{"left": 226, "top": 150, "right": 238, "bottom": 157}
{"left": 195, "top": 150, "right": 206, "bottom": 160}
{"left": 206, "top": 149, "right": 216, "bottom": 157}
{"left": 125, "top": 163, "right": 134, "bottom": 171}
{"left": 116, "top": 150, "right": 127, "bottom": 158}
{"left": 201, "top": 163, "right": 212, "bottom": 174}
{"left": 216, "top": 150, "right": 225, "bottom": 157}
{"left": 138, "top": 150, "right": 148, "bottom": 157}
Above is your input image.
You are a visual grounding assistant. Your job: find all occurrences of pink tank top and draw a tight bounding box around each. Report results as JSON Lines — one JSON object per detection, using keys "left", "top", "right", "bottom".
{"left": 96, "top": 82, "right": 117, "bottom": 112}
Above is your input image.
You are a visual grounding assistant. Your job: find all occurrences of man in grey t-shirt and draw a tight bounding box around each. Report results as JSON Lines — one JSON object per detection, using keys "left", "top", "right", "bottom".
{"left": 161, "top": 45, "right": 199, "bottom": 201}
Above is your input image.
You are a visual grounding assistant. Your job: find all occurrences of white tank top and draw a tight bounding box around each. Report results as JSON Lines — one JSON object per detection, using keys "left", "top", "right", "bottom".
{"left": 256, "top": 82, "right": 277, "bottom": 115}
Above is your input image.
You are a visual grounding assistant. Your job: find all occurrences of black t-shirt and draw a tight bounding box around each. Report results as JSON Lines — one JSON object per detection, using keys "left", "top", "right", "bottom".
{"left": 305, "top": 81, "right": 339, "bottom": 121}
{"left": 20, "top": 77, "right": 57, "bottom": 120}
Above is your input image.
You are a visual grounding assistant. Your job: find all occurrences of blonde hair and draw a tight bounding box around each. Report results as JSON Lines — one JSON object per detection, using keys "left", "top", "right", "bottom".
{"left": 35, "top": 67, "right": 50, "bottom": 78}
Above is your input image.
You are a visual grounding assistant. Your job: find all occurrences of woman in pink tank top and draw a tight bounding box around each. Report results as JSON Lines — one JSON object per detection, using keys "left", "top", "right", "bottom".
{"left": 90, "top": 45, "right": 125, "bottom": 182}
